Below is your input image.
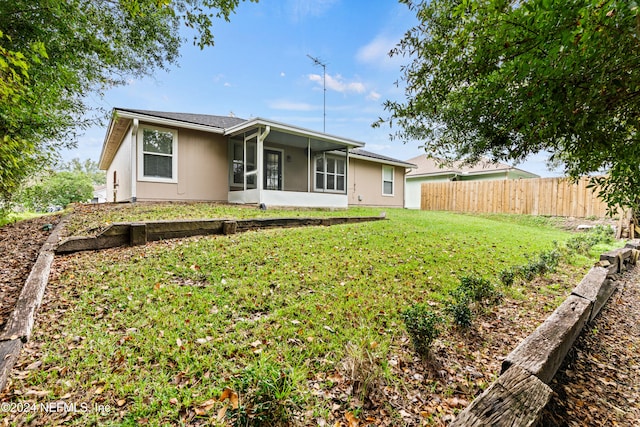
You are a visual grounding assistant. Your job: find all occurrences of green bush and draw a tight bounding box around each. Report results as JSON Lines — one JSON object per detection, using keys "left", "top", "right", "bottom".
{"left": 445, "top": 290, "right": 473, "bottom": 328}
{"left": 499, "top": 267, "right": 516, "bottom": 286}
{"left": 401, "top": 304, "right": 442, "bottom": 357}
{"left": 566, "top": 225, "right": 614, "bottom": 254}
{"left": 458, "top": 275, "right": 501, "bottom": 305}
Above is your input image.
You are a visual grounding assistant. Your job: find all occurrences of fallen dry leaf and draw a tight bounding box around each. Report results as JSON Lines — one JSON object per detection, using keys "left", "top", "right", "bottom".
{"left": 345, "top": 411, "right": 359, "bottom": 427}
{"left": 218, "top": 387, "right": 239, "bottom": 409}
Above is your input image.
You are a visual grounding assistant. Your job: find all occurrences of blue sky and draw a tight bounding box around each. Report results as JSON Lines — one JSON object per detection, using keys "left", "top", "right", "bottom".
{"left": 67, "top": 0, "right": 558, "bottom": 176}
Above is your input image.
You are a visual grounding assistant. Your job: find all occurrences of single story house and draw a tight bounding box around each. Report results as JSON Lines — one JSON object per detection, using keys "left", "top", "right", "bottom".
{"left": 404, "top": 155, "right": 539, "bottom": 209}
{"left": 98, "top": 108, "right": 416, "bottom": 209}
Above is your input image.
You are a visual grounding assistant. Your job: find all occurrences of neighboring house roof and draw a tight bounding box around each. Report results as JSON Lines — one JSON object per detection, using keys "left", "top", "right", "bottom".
{"left": 350, "top": 149, "right": 417, "bottom": 169}
{"left": 405, "top": 155, "right": 538, "bottom": 179}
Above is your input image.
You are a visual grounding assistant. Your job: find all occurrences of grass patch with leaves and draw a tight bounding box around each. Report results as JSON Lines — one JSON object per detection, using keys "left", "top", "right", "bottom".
{"left": 0, "top": 207, "right": 621, "bottom": 425}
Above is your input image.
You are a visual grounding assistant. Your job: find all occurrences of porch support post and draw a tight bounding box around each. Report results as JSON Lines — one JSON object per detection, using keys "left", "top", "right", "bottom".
{"left": 307, "top": 138, "right": 311, "bottom": 193}
{"left": 345, "top": 147, "right": 350, "bottom": 196}
{"left": 131, "top": 118, "right": 138, "bottom": 202}
{"left": 242, "top": 132, "right": 247, "bottom": 191}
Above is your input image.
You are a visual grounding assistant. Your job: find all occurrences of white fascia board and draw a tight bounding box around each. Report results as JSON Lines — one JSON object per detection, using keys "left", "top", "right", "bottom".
{"left": 114, "top": 109, "right": 225, "bottom": 135}
{"left": 224, "top": 117, "right": 365, "bottom": 148}
{"left": 348, "top": 153, "right": 417, "bottom": 168}
{"left": 98, "top": 113, "right": 120, "bottom": 170}
{"left": 406, "top": 172, "right": 459, "bottom": 179}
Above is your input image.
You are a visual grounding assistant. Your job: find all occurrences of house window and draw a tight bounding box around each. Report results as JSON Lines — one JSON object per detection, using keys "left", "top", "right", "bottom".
{"left": 315, "top": 155, "right": 345, "bottom": 192}
{"left": 382, "top": 165, "right": 394, "bottom": 196}
{"left": 138, "top": 127, "right": 177, "bottom": 182}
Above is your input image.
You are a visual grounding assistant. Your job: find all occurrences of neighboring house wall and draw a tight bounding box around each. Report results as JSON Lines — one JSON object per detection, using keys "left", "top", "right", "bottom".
{"left": 348, "top": 158, "right": 405, "bottom": 207}
{"left": 137, "top": 126, "right": 228, "bottom": 201}
{"left": 106, "top": 127, "right": 132, "bottom": 202}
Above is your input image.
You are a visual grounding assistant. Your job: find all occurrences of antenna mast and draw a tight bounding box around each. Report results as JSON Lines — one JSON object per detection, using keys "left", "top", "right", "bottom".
{"left": 307, "top": 54, "right": 327, "bottom": 132}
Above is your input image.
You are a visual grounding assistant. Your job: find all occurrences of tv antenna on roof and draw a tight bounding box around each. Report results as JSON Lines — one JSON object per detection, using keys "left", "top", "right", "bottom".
{"left": 307, "top": 54, "right": 327, "bottom": 132}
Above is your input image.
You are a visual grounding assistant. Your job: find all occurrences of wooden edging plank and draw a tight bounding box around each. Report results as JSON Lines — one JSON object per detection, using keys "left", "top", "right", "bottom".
{"left": 55, "top": 215, "right": 386, "bottom": 254}
{"left": 450, "top": 365, "right": 552, "bottom": 427}
{"left": 454, "top": 241, "right": 638, "bottom": 425}
{"left": 0, "top": 215, "right": 68, "bottom": 391}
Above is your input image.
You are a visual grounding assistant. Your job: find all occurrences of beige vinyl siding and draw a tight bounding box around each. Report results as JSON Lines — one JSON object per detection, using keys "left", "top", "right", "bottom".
{"left": 106, "top": 127, "right": 132, "bottom": 202}
{"left": 348, "top": 158, "right": 404, "bottom": 207}
{"left": 136, "top": 126, "right": 228, "bottom": 201}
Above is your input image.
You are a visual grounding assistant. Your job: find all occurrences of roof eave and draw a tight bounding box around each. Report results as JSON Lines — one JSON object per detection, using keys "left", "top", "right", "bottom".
{"left": 349, "top": 153, "right": 417, "bottom": 168}
{"left": 98, "top": 112, "right": 119, "bottom": 170}
{"left": 114, "top": 108, "right": 226, "bottom": 135}
{"left": 224, "top": 117, "right": 365, "bottom": 148}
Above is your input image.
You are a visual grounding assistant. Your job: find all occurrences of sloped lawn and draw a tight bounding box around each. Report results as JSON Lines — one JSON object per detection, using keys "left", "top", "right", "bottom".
{"left": 0, "top": 207, "right": 614, "bottom": 426}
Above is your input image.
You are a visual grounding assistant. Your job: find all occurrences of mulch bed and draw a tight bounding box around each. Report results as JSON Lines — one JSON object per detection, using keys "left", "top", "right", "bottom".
{"left": 541, "top": 266, "right": 640, "bottom": 426}
{"left": 0, "top": 215, "right": 60, "bottom": 330}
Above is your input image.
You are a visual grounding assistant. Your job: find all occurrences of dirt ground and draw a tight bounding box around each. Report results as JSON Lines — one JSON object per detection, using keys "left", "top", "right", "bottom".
{"left": 0, "top": 215, "right": 60, "bottom": 330}
{"left": 541, "top": 265, "right": 640, "bottom": 426}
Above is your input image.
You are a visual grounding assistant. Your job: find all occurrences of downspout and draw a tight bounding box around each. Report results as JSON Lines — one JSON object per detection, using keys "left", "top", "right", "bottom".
{"left": 131, "top": 118, "right": 139, "bottom": 202}
{"left": 256, "top": 126, "right": 270, "bottom": 204}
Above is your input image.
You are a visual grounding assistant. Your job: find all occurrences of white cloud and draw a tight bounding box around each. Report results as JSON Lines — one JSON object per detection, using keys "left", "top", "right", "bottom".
{"left": 367, "top": 91, "right": 381, "bottom": 101}
{"left": 288, "top": 0, "right": 338, "bottom": 21}
{"left": 356, "top": 35, "right": 406, "bottom": 69}
{"left": 308, "top": 73, "right": 366, "bottom": 94}
{"left": 280, "top": 72, "right": 286, "bottom": 77}
{"left": 269, "top": 99, "right": 316, "bottom": 111}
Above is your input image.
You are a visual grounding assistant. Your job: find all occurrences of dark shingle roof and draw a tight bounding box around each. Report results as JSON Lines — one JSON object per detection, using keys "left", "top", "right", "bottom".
{"left": 351, "top": 148, "right": 416, "bottom": 167}
{"left": 118, "top": 108, "right": 247, "bottom": 129}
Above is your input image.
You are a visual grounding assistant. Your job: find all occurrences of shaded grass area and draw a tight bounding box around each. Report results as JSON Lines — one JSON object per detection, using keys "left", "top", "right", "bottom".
{"left": 0, "top": 207, "right": 617, "bottom": 425}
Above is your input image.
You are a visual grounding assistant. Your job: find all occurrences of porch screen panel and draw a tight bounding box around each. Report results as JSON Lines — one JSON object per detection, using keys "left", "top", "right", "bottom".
{"left": 315, "top": 157, "right": 324, "bottom": 190}
{"left": 246, "top": 140, "right": 257, "bottom": 189}
{"left": 232, "top": 139, "right": 257, "bottom": 189}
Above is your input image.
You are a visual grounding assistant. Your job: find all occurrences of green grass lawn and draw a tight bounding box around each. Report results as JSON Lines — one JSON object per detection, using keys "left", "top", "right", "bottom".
{"left": 1, "top": 206, "right": 619, "bottom": 426}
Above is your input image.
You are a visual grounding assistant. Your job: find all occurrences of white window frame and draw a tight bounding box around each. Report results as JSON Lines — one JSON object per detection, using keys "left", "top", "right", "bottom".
{"left": 137, "top": 126, "right": 178, "bottom": 183}
{"left": 382, "top": 165, "right": 394, "bottom": 196}
{"left": 314, "top": 154, "right": 346, "bottom": 193}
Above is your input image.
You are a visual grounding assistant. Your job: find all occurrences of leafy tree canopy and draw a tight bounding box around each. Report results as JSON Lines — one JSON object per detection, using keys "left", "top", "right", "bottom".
{"left": 0, "top": 0, "right": 255, "bottom": 210}
{"left": 17, "top": 171, "right": 94, "bottom": 212}
{"left": 59, "top": 158, "right": 106, "bottom": 186}
{"left": 380, "top": 0, "right": 640, "bottom": 212}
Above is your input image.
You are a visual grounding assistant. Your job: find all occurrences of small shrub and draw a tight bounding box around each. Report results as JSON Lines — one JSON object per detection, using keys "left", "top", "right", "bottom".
{"left": 499, "top": 267, "right": 515, "bottom": 286}
{"left": 401, "top": 304, "right": 442, "bottom": 357}
{"left": 445, "top": 290, "right": 473, "bottom": 328}
{"left": 458, "top": 275, "right": 501, "bottom": 305}
{"left": 539, "top": 247, "right": 561, "bottom": 272}
{"left": 566, "top": 225, "right": 614, "bottom": 254}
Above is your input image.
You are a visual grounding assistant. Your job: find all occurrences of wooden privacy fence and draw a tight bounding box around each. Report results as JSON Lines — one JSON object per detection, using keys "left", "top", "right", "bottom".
{"left": 420, "top": 177, "right": 612, "bottom": 218}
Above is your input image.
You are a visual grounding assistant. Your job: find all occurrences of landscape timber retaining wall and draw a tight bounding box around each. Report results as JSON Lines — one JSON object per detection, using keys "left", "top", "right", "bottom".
{"left": 0, "top": 216, "right": 69, "bottom": 391}
{"left": 451, "top": 241, "right": 640, "bottom": 426}
{"left": 55, "top": 215, "right": 386, "bottom": 254}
